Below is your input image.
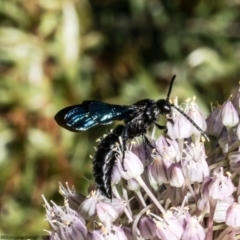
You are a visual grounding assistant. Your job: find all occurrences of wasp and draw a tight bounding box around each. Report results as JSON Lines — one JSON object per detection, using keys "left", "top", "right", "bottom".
{"left": 55, "top": 75, "right": 208, "bottom": 198}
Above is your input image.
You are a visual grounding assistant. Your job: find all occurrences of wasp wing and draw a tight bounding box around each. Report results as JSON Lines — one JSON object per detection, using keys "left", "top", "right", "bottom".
{"left": 87, "top": 101, "right": 136, "bottom": 124}
{"left": 54, "top": 103, "right": 98, "bottom": 131}
{"left": 54, "top": 101, "right": 136, "bottom": 132}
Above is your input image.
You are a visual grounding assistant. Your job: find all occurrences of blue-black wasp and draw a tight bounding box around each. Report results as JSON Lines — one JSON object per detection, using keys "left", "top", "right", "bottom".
{"left": 54, "top": 75, "right": 208, "bottom": 199}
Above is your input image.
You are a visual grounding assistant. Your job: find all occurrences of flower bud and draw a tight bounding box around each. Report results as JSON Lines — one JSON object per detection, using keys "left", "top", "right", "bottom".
{"left": 168, "top": 163, "right": 185, "bottom": 188}
{"left": 112, "top": 226, "right": 128, "bottom": 240}
{"left": 172, "top": 207, "right": 191, "bottom": 229}
{"left": 138, "top": 216, "right": 157, "bottom": 239}
{"left": 155, "top": 136, "right": 181, "bottom": 162}
{"left": 182, "top": 143, "right": 209, "bottom": 183}
{"left": 226, "top": 201, "right": 240, "bottom": 228}
{"left": 103, "top": 198, "right": 126, "bottom": 215}
{"left": 122, "top": 227, "right": 133, "bottom": 240}
{"left": 232, "top": 87, "right": 240, "bottom": 114}
{"left": 78, "top": 191, "right": 99, "bottom": 220}
{"left": 200, "top": 176, "right": 213, "bottom": 199}
{"left": 150, "top": 156, "right": 168, "bottom": 185}
{"left": 96, "top": 201, "right": 119, "bottom": 227}
{"left": 147, "top": 166, "right": 159, "bottom": 191}
{"left": 181, "top": 216, "right": 206, "bottom": 240}
{"left": 131, "top": 142, "right": 153, "bottom": 166}
{"left": 206, "top": 107, "right": 224, "bottom": 137}
{"left": 186, "top": 99, "right": 207, "bottom": 137}
{"left": 116, "top": 151, "right": 144, "bottom": 180}
{"left": 208, "top": 168, "right": 235, "bottom": 201}
{"left": 167, "top": 113, "right": 193, "bottom": 140}
{"left": 155, "top": 211, "right": 183, "bottom": 240}
{"left": 222, "top": 100, "right": 239, "bottom": 128}
{"left": 214, "top": 197, "right": 234, "bottom": 223}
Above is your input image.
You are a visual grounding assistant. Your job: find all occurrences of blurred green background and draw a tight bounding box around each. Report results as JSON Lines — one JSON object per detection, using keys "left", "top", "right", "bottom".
{"left": 0, "top": 0, "right": 240, "bottom": 235}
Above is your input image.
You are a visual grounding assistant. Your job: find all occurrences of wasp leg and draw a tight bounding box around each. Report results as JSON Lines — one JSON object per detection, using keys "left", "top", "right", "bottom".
{"left": 154, "top": 123, "right": 166, "bottom": 130}
{"left": 141, "top": 135, "right": 154, "bottom": 160}
{"left": 120, "top": 139, "right": 128, "bottom": 171}
{"left": 120, "top": 126, "right": 129, "bottom": 172}
{"left": 143, "top": 134, "right": 161, "bottom": 157}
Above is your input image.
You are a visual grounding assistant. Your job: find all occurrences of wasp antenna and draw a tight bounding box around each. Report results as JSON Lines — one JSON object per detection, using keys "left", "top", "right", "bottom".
{"left": 171, "top": 104, "right": 210, "bottom": 142}
{"left": 166, "top": 75, "right": 176, "bottom": 101}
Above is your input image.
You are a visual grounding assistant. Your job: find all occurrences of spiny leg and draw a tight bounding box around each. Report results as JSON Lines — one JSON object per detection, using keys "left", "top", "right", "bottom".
{"left": 117, "top": 130, "right": 127, "bottom": 172}
{"left": 142, "top": 134, "right": 162, "bottom": 159}
{"left": 142, "top": 135, "right": 155, "bottom": 160}
{"left": 120, "top": 138, "right": 127, "bottom": 171}
{"left": 120, "top": 124, "right": 134, "bottom": 171}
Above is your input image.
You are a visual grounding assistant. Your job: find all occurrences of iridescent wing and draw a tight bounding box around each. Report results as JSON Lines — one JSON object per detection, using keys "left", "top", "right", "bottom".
{"left": 54, "top": 101, "right": 136, "bottom": 132}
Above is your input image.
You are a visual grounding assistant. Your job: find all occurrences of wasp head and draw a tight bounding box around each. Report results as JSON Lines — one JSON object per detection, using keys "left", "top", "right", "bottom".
{"left": 156, "top": 99, "right": 171, "bottom": 115}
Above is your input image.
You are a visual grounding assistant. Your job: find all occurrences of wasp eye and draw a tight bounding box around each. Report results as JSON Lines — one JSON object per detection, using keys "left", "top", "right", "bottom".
{"left": 164, "top": 105, "right": 171, "bottom": 113}
{"left": 157, "top": 99, "right": 171, "bottom": 114}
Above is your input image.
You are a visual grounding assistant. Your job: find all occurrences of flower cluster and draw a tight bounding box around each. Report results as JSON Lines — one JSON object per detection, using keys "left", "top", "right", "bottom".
{"left": 43, "top": 85, "right": 240, "bottom": 240}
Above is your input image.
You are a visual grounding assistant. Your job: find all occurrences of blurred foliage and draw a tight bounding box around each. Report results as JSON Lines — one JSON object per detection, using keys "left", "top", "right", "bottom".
{"left": 0, "top": 0, "right": 240, "bottom": 235}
